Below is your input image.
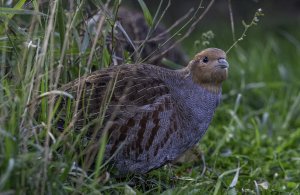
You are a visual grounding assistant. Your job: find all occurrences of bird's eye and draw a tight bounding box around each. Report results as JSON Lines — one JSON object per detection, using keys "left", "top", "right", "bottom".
{"left": 202, "top": 56, "right": 209, "bottom": 63}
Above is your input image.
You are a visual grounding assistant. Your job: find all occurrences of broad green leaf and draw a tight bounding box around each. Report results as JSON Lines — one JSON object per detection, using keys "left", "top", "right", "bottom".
{"left": 102, "top": 47, "right": 111, "bottom": 68}
{"left": 57, "top": 0, "right": 66, "bottom": 48}
{"left": 0, "top": 7, "right": 46, "bottom": 17}
{"left": 137, "top": 0, "right": 153, "bottom": 27}
{"left": 7, "top": 0, "right": 26, "bottom": 19}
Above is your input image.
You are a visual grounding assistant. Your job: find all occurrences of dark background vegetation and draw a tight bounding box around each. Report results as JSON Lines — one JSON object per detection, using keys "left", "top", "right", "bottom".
{"left": 127, "top": 0, "right": 300, "bottom": 49}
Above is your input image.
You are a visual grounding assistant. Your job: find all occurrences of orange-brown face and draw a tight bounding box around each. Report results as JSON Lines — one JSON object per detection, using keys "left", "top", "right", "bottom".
{"left": 188, "top": 48, "right": 229, "bottom": 86}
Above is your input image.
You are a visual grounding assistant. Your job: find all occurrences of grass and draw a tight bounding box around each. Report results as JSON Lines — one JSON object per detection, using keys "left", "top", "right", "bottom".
{"left": 1, "top": 0, "right": 300, "bottom": 194}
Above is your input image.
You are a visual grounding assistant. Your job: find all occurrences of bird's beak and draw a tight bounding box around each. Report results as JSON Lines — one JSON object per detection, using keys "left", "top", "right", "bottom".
{"left": 217, "top": 58, "right": 229, "bottom": 69}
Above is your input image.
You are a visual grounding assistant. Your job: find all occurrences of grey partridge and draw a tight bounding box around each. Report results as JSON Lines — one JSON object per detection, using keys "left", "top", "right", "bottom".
{"left": 59, "top": 48, "right": 229, "bottom": 175}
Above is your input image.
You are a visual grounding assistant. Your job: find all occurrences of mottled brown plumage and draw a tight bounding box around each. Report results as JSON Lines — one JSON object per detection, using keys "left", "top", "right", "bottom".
{"left": 59, "top": 48, "right": 229, "bottom": 175}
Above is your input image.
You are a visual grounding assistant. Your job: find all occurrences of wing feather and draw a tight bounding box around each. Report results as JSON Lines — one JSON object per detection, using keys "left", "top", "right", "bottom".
{"left": 60, "top": 65, "right": 175, "bottom": 129}
{"left": 58, "top": 64, "right": 181, "bottom": 173}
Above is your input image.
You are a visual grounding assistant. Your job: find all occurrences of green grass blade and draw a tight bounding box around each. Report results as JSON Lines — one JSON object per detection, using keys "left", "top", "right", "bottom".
{"left": 137, "top": 0, "right": 153, "bottom": 27}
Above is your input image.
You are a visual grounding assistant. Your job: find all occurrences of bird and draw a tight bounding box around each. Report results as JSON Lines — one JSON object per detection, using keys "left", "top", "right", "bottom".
{"left": 58, "top": 48, "right": 229, "bottom": 175}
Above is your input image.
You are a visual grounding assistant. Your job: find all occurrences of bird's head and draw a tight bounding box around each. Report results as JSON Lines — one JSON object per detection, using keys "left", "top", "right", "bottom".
{"left": 187, "top": 48, "right": 229, "bottom": 93}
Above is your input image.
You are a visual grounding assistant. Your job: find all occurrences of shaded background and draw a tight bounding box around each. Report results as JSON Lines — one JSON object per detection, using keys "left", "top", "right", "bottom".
{"left": 125, "top": 0, "right": 300, "bottom": 51}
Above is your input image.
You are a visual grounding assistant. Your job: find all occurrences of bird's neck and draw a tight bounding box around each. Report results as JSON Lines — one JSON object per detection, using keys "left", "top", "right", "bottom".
{"left": 197, "top": 83, "right": 222, "bottom": 94}
{"left": 180, "top": 67, "right": 223, "bottom": 94}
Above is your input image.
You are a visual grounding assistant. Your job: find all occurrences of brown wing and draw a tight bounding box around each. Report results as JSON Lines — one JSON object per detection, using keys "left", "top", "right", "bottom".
{"left": 59, "top": 64, "right": 180, "bottom": 173}
{"left": 61, "top": 65, "right": 170, "bottom": 127}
